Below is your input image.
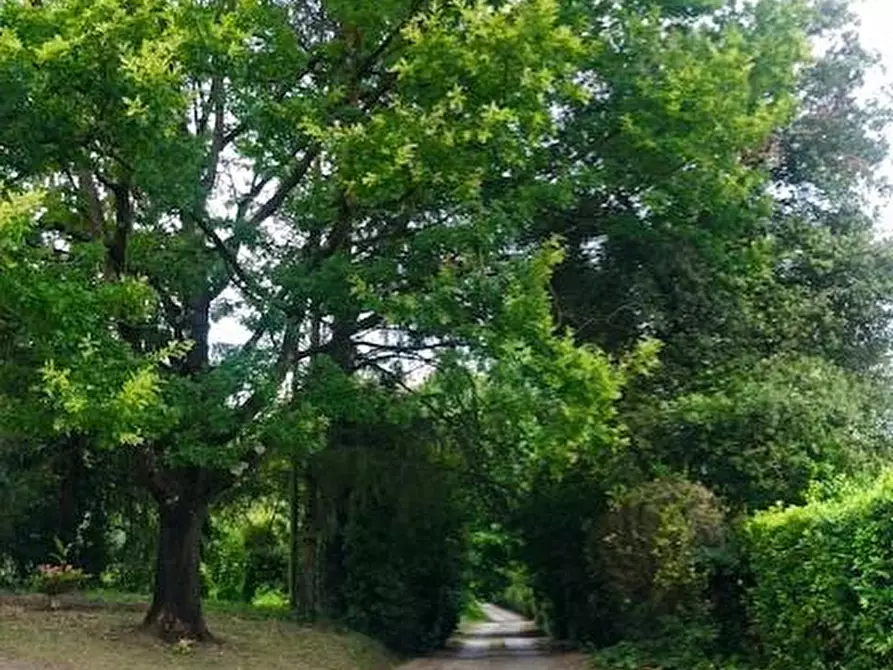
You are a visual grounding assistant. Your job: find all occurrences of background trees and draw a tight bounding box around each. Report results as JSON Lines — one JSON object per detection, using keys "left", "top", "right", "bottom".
{"left": 1, "top": 0, "right": 892, "bottom": 665}
{"left": 506, "top": 0, "right": 893, "bottom": 660}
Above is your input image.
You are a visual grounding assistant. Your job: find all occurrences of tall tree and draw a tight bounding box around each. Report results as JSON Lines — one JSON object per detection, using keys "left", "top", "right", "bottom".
{"left": 533, "top": 0, "right": 893, "bottom": 505}
{"left": 0, "top": 0, "right": 583, "bottom": 638}
{"left": 548, "top": 0, "right": 892, "bottom": 379}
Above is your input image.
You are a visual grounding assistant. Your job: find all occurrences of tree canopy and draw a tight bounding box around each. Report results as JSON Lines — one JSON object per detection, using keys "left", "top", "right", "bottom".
{"left": 1, "top": 0, "right": 892, "bottom": 662}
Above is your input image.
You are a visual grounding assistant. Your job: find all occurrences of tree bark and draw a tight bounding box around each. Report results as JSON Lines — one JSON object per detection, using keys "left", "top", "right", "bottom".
{"left": 288, "top": 454, "right": 300, "bottom": 611}
{"left": 295, "top": 466, "right": 319, "bottom": 620}
{"left": 143, "top": 498, "right": 212, "bottom": 641}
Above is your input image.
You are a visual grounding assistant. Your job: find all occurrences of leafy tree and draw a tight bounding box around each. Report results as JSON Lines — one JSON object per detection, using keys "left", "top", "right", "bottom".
{"left": 537, "top": 0, "right": 893, "bottom": 505}
{"left": 632, "top": 356, "right": 890, "bottom": 511}
{"left": 0, "top": 191, "right": 164, "bottom": 579}
{"left": 491, "top": 0, "right": 893, "bottom": 648}
{"left": 542, "top": 0, "right": 891, "bottom": 378}
{"left": 0, "top": 0, "right": 587, "bottom": 639}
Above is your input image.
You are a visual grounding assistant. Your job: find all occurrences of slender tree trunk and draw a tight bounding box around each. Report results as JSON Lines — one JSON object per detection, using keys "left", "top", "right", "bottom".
{"left": 296, "top": 467, "right": 319, "bottom": 620}
{"left": 143, "top": 498, "right": 212, "bottom": 641}
{"left": 291, "top": 300, "right": 321, "bottom": 616}
{"left": 288, "top": 454, "right": 300, "bottom": 611}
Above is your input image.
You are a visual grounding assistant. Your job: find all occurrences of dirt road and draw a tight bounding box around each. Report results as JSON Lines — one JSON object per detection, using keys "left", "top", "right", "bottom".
{"left": 398, "top": 604, "right": 588, "bottom": 670}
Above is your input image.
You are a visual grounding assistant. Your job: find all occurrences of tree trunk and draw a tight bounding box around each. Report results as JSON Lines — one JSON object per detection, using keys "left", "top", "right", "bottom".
{"left": 295, "top": 467, "right": 319, "bottom": 620}
{"left": 292, "top": 306, "right": 321, "bottom": 617}
{"left": 288, "top": 454, "right": 300, "bottom": 611}
{"left": 143, "top": 498, "right": 212, "bottom": 641}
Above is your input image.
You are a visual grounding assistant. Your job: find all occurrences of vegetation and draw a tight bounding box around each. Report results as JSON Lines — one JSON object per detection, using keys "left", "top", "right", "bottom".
{"left": 747, "top": 472, "right": 893, "bottom": 670}
{"left": 1, "top": 0, "right": 893, "bottom": 668}
{"left": 0, "top": 600, "right": 396, "bottom": 670}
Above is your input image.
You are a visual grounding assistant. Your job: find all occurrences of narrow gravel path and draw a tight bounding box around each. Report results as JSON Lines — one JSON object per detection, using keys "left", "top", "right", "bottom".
{"left": 398, "top": 604, "right": 588, "bottom": 670}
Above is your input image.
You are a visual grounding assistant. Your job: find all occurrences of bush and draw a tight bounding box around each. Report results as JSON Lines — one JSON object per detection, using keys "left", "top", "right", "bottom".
{"left": 466, "top": 526, "right": 515, "bottom": 602}
{"left": 592, "top": 621, "right": 750, "bottom": 670}
{"left": 201, "top": 515, "right": 247, "bottom": 601}
{"left": 590, "top": 477, "right": 727, "bottom": 641}
{"left": 309, "top": 415, "right": 467, "bottom": 654}
{"left": 202, "top": 509, "right": 287, "bottom": 603}
{"left": 497, "top": 564, "right": 537, "bottom": 621}
{"left": 242, "top": 521, "right": 287, "bottom": 603}
{"left": 33, "top": 562, "right": 87, "bottom": 596}
{"left": 340, "top": 449, "right": 465, "bottom": 654}
{"left": 642, "top": 357, "right": 885, "bottom": 511}
{"left": 32, "top": 539, "right": 89, "bottom": 597}
{"left": 100, "top": 501, "right": 157, "bottom": 594}
{"left": 515, "top": 467, "right": 611, "bottom": 643}
{"left": 746, "top": 470, "right": 893, "bottom": 670}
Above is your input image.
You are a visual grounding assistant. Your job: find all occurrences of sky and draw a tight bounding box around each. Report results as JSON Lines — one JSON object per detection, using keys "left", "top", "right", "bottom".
{"left": 858, "top": 0, "right": 893, "bottom": 75}
{"left": 857, "top": 0, "right": 893, "bottom": 233}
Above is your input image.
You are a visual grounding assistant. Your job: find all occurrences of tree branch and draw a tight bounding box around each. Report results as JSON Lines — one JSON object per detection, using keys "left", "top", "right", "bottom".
{"left": 193, "top": 216, "right": 255, "bottom": 294}
{"left": 144, "top": 275, "right": 185, "bottom": 337}
{"left": 77, "top": 169, "right": 105, "bottom": 240}
{"left": 107, "top": 180, "right": 132, "bottom": 278}
{"left": 201, "top": 75, "right": 227, "bottom": 195}
{"left": 246, "top": 147, "right": 320, "bottom": 229}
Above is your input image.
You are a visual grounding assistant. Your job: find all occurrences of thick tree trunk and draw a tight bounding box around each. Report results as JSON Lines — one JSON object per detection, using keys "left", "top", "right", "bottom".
{"left": 143, "top": 499, "right": 212, "bottom": 641}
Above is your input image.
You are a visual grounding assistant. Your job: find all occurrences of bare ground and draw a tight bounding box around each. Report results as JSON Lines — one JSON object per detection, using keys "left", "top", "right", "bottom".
{"left": 0, "top": 598, "right": 395, "bottom": 670}
{"left": 0, "top": 598, "right": 588, "bottom": 670}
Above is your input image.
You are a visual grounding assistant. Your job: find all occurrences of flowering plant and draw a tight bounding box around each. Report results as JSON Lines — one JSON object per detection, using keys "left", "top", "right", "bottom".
{"left": 34, "top": 562, "right": 87, "bottom": 596}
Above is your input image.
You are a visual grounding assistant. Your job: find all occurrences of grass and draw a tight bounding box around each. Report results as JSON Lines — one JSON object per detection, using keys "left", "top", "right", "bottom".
{"left": 0, "top": 595, "right": 399, "bottom": 670}
{"left": 460, "top": 598, "right": 488, "bottom": 624}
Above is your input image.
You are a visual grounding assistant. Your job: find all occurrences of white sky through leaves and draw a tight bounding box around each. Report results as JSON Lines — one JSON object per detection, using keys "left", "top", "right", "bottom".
{"left": 210, "top": 2, "right": 893, "bottom": 347}
{"left": 858, "top": 0, "right": 893, "bottom": 234}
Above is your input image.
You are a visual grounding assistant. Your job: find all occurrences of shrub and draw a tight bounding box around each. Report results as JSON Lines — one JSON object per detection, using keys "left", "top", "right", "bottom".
{"left": 515, "top": 467, "right": 612, "bottom": 643}
{"left": 642, "top": 357, "right": 885, "bottom": 511}
{"left": 242, "top": 521, "right": 287, "bottom": 603}
{"left": 592, "top": 621, "right": 750, "bottom": 670}
{"left": 201, "top": 514, "right": 247, "bottom": 601}
{"left": 100, "top": 501, "right": 157, "bottom": 594}
{"left": 310, "top": 416, "right": 467, "bottom": 655}
{"left": 201, "top": 509, "right": 287, "bottom": 603}
{"left": 33, "top": 562, "right": 87, "bottom": 596}
{"left": 746, "top": 470, "right": 893, "bottom": 670}
{"left": 32, "top": 539, "right": 89, "bottom": 597}
{"left": 466, "top": 526, "right": 515, "bottom": 602}
{"left": 498, "top": 564, "right": 537, "bottom": 621}
{"left": 340, "top": 450, "right": 465, "bottom": 654}
{"left": 590, "top": 477, "right": 727, "bottom": 641}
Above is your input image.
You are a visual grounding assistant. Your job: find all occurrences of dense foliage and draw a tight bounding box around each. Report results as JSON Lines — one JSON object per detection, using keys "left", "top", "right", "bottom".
{"left": 336, "top": 442, "right": 465, "bottom": 653}
{"left": 747, "top": 472, "right": 893, "bottom": 670}
{"left": 593, "top": 478, "right": 727, "bottom": 641}
{"left": 636, "top": 356, "right": 888, "bottom": 510}
{"left": 2, "top": 0, "right": 893, "bottom": 665}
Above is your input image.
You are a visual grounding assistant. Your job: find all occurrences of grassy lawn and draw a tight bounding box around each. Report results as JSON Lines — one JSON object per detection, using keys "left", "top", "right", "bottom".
{"left": 0, "top": 596, "right": 398, "bottom": 670}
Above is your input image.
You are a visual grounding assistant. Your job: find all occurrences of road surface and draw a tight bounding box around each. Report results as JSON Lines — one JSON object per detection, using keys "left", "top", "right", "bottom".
{"left": 398, "top": 604, "right": 588, "bottom": 670}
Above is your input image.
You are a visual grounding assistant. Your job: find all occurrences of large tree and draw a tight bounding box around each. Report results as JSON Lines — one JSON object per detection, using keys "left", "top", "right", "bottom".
{"left": 534, "top": 0, "right": 893, "bottom": 506}
{"left": 0, "top": 0, "right": 585, "bottom": 638}
{"left": 542, "top": 0, "right": 892, "bottom": 378}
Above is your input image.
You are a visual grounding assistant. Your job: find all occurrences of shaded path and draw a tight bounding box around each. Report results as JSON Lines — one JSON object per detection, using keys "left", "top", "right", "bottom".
{"left": 398, "top": 604, "right": 588, "bottom": 670}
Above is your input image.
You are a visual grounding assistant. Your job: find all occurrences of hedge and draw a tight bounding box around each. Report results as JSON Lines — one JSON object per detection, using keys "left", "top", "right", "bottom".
{"left": 746, "top": 471, "right": 893, "bottom": 670}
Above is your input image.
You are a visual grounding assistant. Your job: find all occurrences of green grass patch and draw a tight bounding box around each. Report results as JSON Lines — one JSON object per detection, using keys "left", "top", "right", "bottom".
{"left": 460, "top": 597, "right": 488, "bottom": 624}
